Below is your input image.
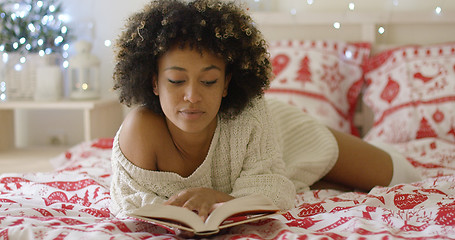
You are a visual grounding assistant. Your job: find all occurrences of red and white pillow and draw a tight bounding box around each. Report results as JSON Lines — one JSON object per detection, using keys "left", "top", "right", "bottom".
{"left": 265, "top": 40, "right": 371, "bottom": 135}
{"left": 363, "top": 43, "right": 455, "bottom": 143}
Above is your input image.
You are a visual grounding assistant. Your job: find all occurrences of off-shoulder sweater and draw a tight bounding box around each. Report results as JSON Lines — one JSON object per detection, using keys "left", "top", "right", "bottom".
{"left": 110, "top": 98, "right": 338, "bottom": 217}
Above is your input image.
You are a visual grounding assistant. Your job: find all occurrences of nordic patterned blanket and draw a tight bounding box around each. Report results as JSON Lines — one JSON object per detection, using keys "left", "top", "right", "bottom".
{"left": 1, "top": 137, "right": 454, "bottom": 239}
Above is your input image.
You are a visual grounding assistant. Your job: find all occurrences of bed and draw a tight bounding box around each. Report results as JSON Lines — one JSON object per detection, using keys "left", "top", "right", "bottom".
{"left": 1, "top": 10, "right": 455, "bottom": 240}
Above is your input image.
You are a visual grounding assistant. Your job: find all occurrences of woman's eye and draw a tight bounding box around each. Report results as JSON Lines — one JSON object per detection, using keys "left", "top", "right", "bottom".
{"left": 168, "top": 79, "right": 184, "bottom": 84}
{"left": 202, "top": 80, "right": 217, "bottom": 86}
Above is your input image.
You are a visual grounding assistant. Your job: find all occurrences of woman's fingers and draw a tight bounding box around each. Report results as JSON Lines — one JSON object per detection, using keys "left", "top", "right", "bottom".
{"left": 183, "top": 200, "right": 211, "bottom": 220}
{"left": 164, "top": 188, "right": 233, "bottom": 220}
{"left": 165, "top": 191, "right": 191, "bottom": 206}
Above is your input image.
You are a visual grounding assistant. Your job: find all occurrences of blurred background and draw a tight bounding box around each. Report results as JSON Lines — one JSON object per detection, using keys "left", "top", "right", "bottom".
{"left": 1, "top": 0, "right": 454, "bottom": 147}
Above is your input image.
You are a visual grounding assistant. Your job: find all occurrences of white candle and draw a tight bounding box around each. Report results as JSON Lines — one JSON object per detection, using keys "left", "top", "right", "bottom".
{"left": 34, "top": 66, "right": 62, "bottom": 101}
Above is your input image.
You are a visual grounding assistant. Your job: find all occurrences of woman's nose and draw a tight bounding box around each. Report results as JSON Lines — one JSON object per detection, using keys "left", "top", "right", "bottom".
{"left": 183, "top": 83, "right": 202, "bottom": 103}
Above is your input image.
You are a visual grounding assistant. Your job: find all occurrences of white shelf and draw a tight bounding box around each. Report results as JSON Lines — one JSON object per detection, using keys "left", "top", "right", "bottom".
{"left": 0, "top": 98, "right": 123, "bottom": 151}
{"left": 0, "top": 98, "right": 118, "bottom": 110}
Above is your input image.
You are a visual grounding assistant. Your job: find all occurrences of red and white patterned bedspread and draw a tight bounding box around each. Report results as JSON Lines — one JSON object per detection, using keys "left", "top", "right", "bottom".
{"left": 1, "top": 138, "right": 455, "bottom": 239}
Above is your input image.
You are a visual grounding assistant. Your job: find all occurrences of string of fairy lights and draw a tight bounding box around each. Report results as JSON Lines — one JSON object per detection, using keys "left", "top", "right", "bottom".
{"left": 332, "top": 0, "right": 444, "bottom": 31}
{"left": 250, "top": 0, "right": 447, "bottom": 31}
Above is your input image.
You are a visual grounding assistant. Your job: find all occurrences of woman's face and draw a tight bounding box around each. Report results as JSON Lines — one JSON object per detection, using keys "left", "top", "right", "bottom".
{"left": 154, "top": 46, "right": 230, "bottom": 134}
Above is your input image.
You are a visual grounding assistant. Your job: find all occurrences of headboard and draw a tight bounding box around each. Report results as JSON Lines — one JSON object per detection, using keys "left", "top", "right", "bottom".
{"left": 252, "top": 10, "right": 455, "bottom": 136}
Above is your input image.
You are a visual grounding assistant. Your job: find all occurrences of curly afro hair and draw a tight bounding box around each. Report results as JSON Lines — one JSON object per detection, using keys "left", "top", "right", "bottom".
{"left": 112, "top": 0, "right": 272, "bottom": 118}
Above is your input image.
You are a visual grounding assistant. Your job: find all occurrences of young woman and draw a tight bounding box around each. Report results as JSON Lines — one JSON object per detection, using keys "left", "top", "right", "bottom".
{"left": 110, "top": 0, "right": 420, "bottom": 221}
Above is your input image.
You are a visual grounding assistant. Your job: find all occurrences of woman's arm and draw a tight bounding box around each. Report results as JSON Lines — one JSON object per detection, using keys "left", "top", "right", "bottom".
{"left": 229, "top": 98, "right": 296, "bottom": 210}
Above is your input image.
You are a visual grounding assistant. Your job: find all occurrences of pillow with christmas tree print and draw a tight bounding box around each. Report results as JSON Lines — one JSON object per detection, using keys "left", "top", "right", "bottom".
{"left": 363, "top": 43, "right": 455, "bottom": 143}
{"left": 265, "top": 40, "right": 371, "bottom": 136}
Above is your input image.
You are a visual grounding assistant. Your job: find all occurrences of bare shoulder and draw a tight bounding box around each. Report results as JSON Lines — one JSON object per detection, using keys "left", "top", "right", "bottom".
{"left": 118, "top": 106, "right": 167, "bottom": 170}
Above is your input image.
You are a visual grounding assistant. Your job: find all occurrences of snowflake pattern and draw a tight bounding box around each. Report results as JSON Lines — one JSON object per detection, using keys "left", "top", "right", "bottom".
{"left": 321, "top": 62, "right": 345, "bottom": 92}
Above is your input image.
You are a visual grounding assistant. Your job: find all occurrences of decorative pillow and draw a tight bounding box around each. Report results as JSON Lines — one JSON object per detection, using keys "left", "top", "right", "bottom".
{"left": 363, "top": 43, "right": 455, "bottom": 143}
{"left": 265, "top": 40, "right": 371, "bottom": 135}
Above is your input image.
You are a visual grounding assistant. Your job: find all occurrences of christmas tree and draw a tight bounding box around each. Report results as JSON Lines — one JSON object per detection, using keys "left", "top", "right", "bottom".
{"left": 295, "top": 55, "right": 312, "bottom": 84}
{"left": 0, "top": 0, "right": 71, "bottom": 55}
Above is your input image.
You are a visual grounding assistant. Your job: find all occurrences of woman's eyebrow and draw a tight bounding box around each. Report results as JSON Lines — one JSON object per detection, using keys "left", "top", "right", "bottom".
{"left": 164, "top": 66, "right": 187, "bottom": 72}
{"left": 164, "top": 66, "right": 186, "bottom": 72}
{"left": 164, "top": 65, "right": 221, "bottom": 72}
{"left": 202, "top": 65, "right": 222, "bottom": 72}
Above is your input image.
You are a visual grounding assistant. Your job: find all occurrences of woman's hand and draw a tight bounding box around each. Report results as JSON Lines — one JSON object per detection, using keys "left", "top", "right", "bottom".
{"left": 165, "top": 187, "right": 234, "bottom": 221}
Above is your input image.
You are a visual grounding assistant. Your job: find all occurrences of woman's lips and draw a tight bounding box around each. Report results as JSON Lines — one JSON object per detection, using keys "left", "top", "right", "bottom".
{"left": 179, "top": 109, "right": 204, "bottom": 120}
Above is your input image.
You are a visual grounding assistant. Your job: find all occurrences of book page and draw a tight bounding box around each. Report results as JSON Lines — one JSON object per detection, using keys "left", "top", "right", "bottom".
{"left": 130, "top": 204, "right": 208, "bottom": 232}
{"left": 204, "top": 194, "right": 280, "bottom": 230}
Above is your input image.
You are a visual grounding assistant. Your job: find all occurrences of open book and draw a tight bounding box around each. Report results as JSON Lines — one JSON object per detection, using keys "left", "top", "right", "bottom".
{"left": 127, "top": 194, "right": 280, "bottom": 235}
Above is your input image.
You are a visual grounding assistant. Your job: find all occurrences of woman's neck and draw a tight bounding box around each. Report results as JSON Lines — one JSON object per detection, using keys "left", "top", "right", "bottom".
{"left": 165, "top": 117, "right": 217, "bottom": 162}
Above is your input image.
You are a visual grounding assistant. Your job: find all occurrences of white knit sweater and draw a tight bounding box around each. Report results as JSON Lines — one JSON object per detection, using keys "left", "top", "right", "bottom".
{"left": 110, "top": 98, "right": 338, "bottom": 217}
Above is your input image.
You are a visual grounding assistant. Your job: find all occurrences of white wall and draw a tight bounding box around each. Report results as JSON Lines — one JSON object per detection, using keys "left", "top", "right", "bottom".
{"left": 20, "top": 0, "right": 455, "bottom": 147}
{"left": 249, "top": 0, "right": 455, "bottom": 13}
